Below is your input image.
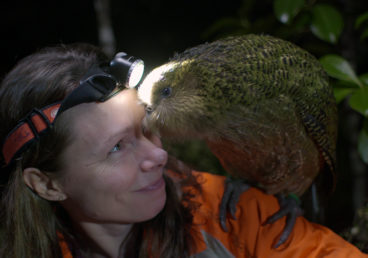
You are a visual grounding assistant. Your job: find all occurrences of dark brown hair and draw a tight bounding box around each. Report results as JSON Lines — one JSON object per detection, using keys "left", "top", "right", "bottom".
{"left": 0, "top": 44, "right": 198, "bottom": 258}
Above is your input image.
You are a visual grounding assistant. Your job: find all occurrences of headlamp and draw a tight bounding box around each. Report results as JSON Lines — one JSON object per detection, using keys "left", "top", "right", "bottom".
{"left": 1, "top": 52, "right": 144, "bottom": 166}
{"left": 109, "top": 52, "right": 145, "bottom": 89}
{"left": 57, "top": 52, "right": 145, "bottom": 116}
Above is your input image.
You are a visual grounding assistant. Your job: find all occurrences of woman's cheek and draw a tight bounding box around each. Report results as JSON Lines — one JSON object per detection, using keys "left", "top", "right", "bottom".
{"left": 100, "top": 162, "right": 139, "bottom": 191}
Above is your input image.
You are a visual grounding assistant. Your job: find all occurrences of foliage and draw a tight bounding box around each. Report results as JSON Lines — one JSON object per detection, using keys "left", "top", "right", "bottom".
{"left": 341, "top": 201, "right": 368, "bottom": 252}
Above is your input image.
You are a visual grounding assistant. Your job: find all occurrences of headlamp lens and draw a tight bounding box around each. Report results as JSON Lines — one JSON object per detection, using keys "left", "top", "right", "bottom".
{"left": 128, "top": 60, "right": 144, "bottom": 88}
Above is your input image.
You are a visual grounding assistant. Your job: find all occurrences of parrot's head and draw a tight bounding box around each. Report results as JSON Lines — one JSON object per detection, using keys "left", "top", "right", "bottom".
{"left": 137, "top": 59, "right": 216, "bottom": 139}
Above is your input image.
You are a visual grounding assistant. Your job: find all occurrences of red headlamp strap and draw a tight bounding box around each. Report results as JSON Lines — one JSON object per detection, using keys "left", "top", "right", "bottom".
{"left": 1, "top": 103, "right": 61, "bottom": 165}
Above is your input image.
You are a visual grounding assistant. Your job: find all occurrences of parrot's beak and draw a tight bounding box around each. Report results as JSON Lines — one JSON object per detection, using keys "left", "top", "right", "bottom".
{"left": 145, "top": 105, "right": 153, "bottom": 115}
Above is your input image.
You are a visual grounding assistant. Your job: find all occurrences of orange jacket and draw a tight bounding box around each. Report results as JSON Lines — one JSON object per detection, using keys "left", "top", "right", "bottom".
{"left": 60, "top": 171, "right": 367, "bottom": 257}
{"left": 189, "top": 171, "right": 367, "bottom": 257}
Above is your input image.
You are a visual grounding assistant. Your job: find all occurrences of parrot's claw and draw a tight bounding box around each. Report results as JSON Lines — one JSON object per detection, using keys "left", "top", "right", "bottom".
{"left": 219, "top": 178, "right": 251, "bottom": 232}
{"left": 265, "top": 194, "right": 304, "bottom": 248}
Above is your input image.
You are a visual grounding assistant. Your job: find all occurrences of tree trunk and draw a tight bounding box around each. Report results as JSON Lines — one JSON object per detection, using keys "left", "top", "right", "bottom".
{"left": 94, "top": 0, "right": 116, "bottom": 57}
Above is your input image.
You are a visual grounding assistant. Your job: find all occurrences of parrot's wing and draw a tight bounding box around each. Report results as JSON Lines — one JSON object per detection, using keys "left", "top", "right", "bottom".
{"left": 207, "top": 96, "right": 321, "bottom": 196}
{"left": 299, "top": 112, "right": 337, "bottom": 193}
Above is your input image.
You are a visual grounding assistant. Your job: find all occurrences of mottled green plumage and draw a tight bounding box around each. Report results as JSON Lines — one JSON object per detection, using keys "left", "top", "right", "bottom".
{"left": 138, "top": 34, "right": 337, "bottom": 196}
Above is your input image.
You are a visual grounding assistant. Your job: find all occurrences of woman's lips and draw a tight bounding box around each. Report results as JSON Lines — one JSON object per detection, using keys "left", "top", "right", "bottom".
{"left": 136, "top": 177, "right": 165, "bottom": 192}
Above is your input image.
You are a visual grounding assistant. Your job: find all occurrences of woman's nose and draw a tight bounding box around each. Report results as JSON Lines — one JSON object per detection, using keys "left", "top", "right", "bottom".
{"left": 139, "top": 139, "right": 168, "bottom": 172}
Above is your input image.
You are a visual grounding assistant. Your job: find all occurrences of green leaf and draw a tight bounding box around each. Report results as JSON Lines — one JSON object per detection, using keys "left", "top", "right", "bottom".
{"left": 360, "top": 28, "right": 368, "bottom": 40}
{"left": 274, "top": 0, "right": 305, "bottom": 24}
{"left": 359, "top": 73, "right": 368, "bottom": 86}
{"left": 333, "top": 88, "right": 354, "bottom": 103}
{"left": 320, "top": 55, "right": 363, "bottom": 87}
{"left": 310, "top": 4, "right": 344, "bottom": 44}
{"left": 355, "top": 12, "right": 368, "bottom": 29}
{"left": 333, "top": 80, "right": 360, "bottom": 89}
{"left": 358, "top": 126, "right": 368, "bottom": 164}
{"left": 349, "top": 87, "right": 368, "bottom": 117}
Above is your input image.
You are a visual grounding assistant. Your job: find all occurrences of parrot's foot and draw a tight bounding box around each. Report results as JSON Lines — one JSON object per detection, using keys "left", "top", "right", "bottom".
{"left": 219, "top": 178, "right": 251, "bottom": 232}
{"left": 265, "top": 194, "right": 304, "bottom": 248}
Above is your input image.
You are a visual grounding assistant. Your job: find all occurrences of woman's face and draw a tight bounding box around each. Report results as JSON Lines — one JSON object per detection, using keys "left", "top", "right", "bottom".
{"left": 57, "top": 89, "right": 168, "bottom": 224}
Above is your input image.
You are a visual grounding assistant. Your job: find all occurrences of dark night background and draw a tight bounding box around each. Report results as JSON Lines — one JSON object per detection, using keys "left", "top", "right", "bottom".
{"left": 0, "top": 0, "right": 242, "bottom": 76}
{"left": 2, "top": 0, "right": 368, "bottom": 249}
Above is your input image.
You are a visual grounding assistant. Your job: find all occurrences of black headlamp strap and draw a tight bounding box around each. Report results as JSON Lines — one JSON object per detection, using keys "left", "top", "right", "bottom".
{"left": 55, "top": 66, "right": 118, "bottom": 117}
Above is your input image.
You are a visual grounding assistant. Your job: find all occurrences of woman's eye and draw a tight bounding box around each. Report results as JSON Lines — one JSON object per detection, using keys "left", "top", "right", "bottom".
{"left": 110, "top": 142, "right": 122, "bottom": 153}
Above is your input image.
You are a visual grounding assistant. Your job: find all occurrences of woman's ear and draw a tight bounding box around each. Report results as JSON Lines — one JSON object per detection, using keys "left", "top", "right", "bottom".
{"left": 23, "top": 167, "right": 67, "bottom": 201}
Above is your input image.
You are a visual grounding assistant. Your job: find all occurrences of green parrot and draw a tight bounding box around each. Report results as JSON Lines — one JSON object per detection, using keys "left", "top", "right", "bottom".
{"left": 137, "top": 34, "right": 338, "bottom": 247}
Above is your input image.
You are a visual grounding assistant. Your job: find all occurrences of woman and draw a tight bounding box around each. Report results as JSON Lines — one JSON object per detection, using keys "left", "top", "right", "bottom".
{"left": 0, "top": 43, "right": 366, "bottom": 258}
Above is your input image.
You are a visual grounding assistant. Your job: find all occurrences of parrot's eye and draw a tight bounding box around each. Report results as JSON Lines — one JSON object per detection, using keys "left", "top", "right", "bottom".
{"left": 161, "top": 87, "right": 172, "bottom": 98}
